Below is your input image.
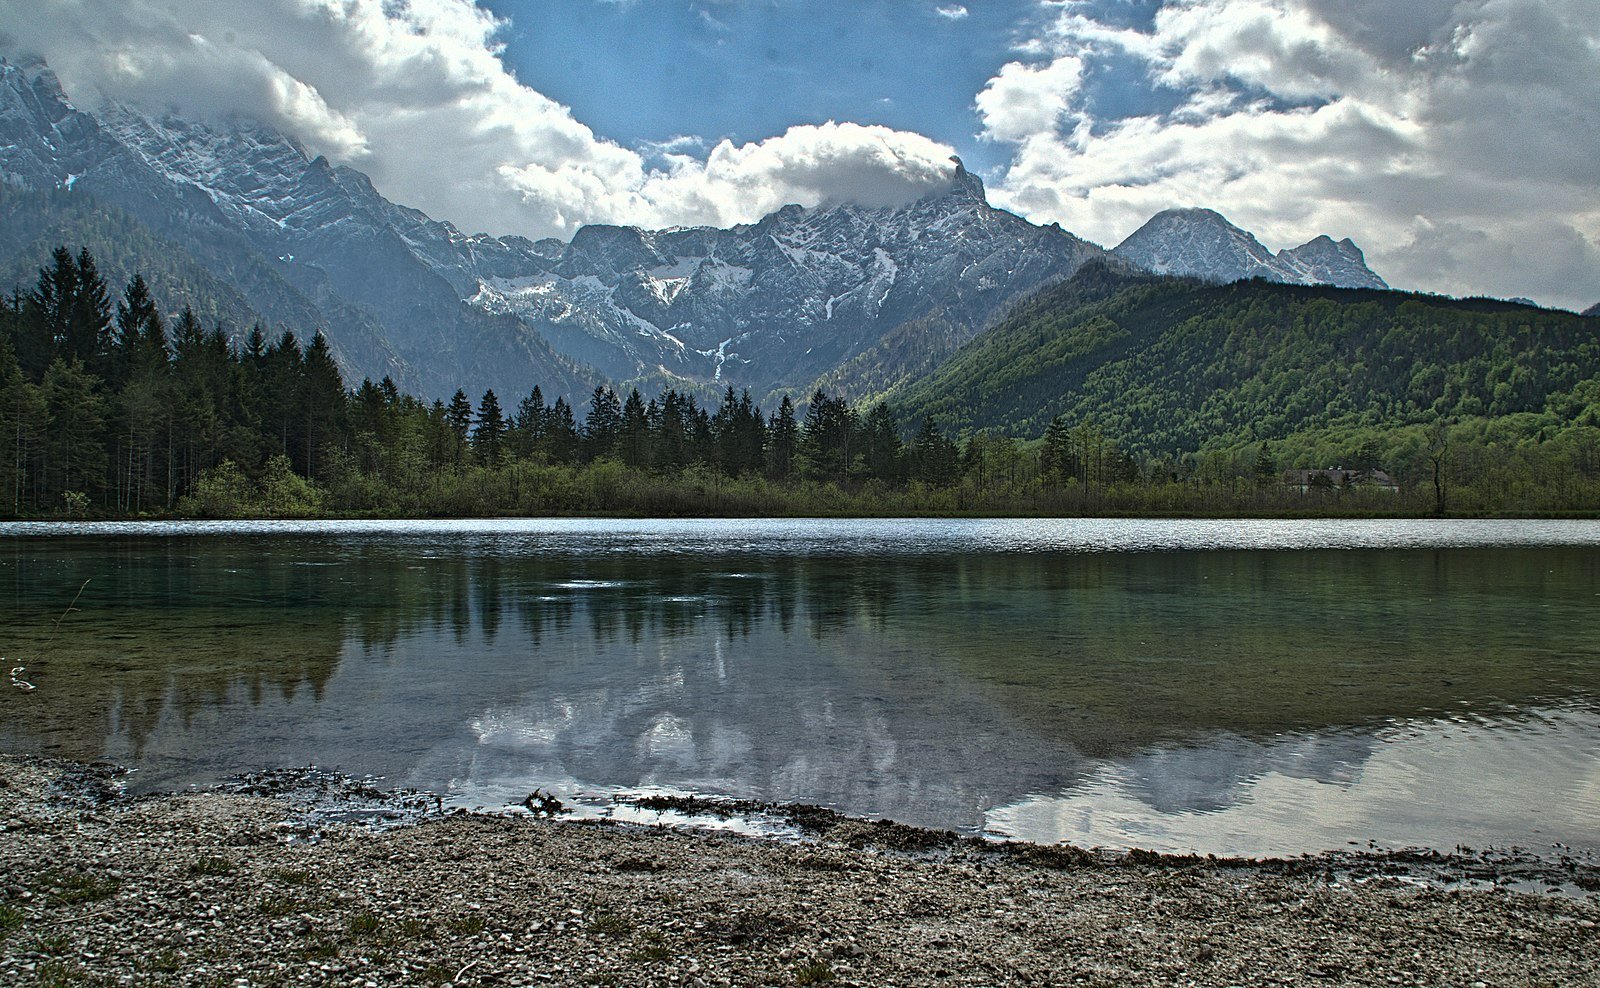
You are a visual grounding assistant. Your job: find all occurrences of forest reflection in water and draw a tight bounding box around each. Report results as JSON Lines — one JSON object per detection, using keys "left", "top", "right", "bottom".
{"left": 2, "top": 521, "right": 1597, "bottom": 856}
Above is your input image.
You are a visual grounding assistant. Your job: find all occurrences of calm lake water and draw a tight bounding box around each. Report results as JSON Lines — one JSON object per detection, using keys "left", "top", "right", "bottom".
{"left": 3, "top": 518, "right": 1599, "bottom": 858}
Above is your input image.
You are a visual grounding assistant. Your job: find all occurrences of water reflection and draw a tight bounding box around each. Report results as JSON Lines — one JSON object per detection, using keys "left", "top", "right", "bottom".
{"left": 1, "top": 520, "right": 1598, "bottom": 856}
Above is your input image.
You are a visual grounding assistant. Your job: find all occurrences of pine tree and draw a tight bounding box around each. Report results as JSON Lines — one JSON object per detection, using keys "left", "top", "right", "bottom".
{"left": 619, "top": 388, "right": 650, "bottom": 468}
{"left": 21, "top": 248, "right": 77, "bottom": 376}
{"left": 656, "top": 390, "right": 689, "bottom": 471}
{"left": 445, "top": 389, "right": 474, "bottom": 468}
{"left": 862, "top": 402, "right": 902, "bottom": 483}
{"left": 510, "top": 385, "right": 547, "bottom": 459}
{"left": 582, "top": 386, "right": 622, "bottom": 461}
{"left": 302, "top": 332, "right": 346, "bottom": 480}
{"left": 548, "top": 397, "right": 580, "bottom": 464}
{"left": 42, "top": 358, "right": 108, "bottom": 506}
{"left": 68, "top": 248, "right": 113, "bottom": 375}
{"left": 767, "top": 395, "right": 797, "bottom": 479}
{"left": 909, "top": 416, "right": 958, "bottom": 487}
{"left": 799, "top": 389, "right": 855, "bottom": 483}
{"left": 1254, "top": 441, "right": 1276, "bottom": 488}
{"left": 473, "top": 388, "right": 507, "bottom": 465}
{"left": 1040, "top": 415, "right": 1072, "bottom": 486}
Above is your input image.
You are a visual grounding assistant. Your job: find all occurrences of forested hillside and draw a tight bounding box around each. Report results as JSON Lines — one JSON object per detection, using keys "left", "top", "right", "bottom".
{"left": 897, "top": 262, "right": 1600, "bottom": 454}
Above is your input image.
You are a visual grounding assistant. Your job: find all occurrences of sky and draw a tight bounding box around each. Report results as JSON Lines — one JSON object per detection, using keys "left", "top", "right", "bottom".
{"left": 1, "top": 0, "right": 1597, "bottom": 310}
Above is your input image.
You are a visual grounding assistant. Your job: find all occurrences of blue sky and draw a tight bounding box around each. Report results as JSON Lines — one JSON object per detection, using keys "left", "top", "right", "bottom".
{"left": 6, "top": 0, "right": 1599, "bottom": 307}
{"left": 482, "top": 0, "right": 1177, "bottom": 179}
{"left": 481, "top": 0, "right": 1039, "bottom": 176}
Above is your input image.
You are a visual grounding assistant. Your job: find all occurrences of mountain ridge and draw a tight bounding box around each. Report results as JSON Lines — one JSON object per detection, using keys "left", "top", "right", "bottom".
{"left": 893, "top": 262, "right": 1598, "bottom": 449}
{"left": 0, "top": 57, "right": 1110, "bottom": 399}
{"left": 1112, "top": 207, "right": 1387, "bottom": 290}
{"left": 2, "top": 55, "right": 1404, "bottom": 405}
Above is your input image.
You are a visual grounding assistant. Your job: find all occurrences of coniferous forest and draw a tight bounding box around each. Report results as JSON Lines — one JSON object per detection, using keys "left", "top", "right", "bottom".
{"left": 5, "top": 246, "right": 1600, "bottom": 519}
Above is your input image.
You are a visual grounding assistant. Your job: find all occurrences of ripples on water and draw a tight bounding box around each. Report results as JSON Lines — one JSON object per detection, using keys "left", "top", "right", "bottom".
{"left": 1, "top": 518, "right": 1598, "bottom": 859}
{"left": 11, "top": 516, "right": 1600, "bottom": 554}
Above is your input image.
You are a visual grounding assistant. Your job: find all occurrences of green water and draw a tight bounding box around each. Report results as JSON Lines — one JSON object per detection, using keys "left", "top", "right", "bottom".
{"left": 2, "top": 519, "right": 1598, "bottom": 856}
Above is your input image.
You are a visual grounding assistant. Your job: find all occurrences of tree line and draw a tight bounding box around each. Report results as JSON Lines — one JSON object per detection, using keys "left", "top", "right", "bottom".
{"left": 1, "top": 247, "right": 979, "bottom": 516}
{"left": 5, "top": 247, "right": 1600, "bottom": 519}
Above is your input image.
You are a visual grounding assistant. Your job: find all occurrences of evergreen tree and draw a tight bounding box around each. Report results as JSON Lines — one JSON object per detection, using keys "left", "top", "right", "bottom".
{"left": 445, "top": 388, "right": 474, "bottom": 468}
{"left": 20, "top": 248, "right": 76, "bottom": 376}
{"left": 547, "top": 397, "right": 580, "bottom": 464}
{"left": 799, "top": 389, "right": 855, "bottom": 484}
{"left": 862, "top": 402, "right": 903, "bottom": 483}
{"left": 473, "top": 388, "right": 507, "bottom": 465}
{"left": 655, "top": 390, "right": 689, "bottom": 471}
{"left": 510, "top": 385, "right": 547, "bottom": 459}
{"left": 68, "top": 248, "right": 114, "bottom": 375}
{"left": 302, "top": 332, "right": 346, "bottom": 480}
{"left": 114, "top": 274, "right": 165, "bottom": 382}
{"left": 1040, "top": 415, "right": 1072, "bottom": 486}
{"left": 263, "top": 331, "right": 304, "bottom": 464}
{"left": 42, "top": 358, "right": 108, "bottom": 505}
{"left": 767, "top": 395, "right": 797, "bottom": 479}
{"left": 582, "top": 385, "right": 622, "bottom": 461}
{"left": 1254, "top": 441, "right": 1276, "bottom": 488}
{"left": 619, "top": 388, "right": 650, "bottom": 468}
{"left": 908, "top": 416, "right": 959, "bottom": 486}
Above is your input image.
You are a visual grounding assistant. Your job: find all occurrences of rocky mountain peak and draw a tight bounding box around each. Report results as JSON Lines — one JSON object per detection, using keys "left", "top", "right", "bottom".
{"left": 946, "top": 156, "right": 986, "bottom": 203}
{"left": 1112, "top": 206, "right": 1386, "bottom": 290}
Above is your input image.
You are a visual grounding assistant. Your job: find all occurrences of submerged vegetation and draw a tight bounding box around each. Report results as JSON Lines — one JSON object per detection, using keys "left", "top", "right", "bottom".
{"left": 3, "top": 246, "right": 1599, "bottom": 519}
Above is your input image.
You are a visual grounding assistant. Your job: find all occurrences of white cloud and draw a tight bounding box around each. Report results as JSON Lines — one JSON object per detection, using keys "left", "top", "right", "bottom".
{"left": 984, "top": 0, "right": 1600, "bottom": 309}
{"left": 935, "top": 5, "right": 970, "bottom": 20}
{"left": 975, "top": 56, "right": 1084, "bottom": 144}
{"left": 0, "top": 0, "right": 959, "bottom": 238}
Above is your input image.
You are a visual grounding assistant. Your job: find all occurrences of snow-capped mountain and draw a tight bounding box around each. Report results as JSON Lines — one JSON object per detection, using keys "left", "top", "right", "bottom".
{"left": 0, "top": 58, "right": 590, "bottom": 399}
{"left": 1112, "top": 208, "right": 1387, "bottom": 290}
{"left": 0, "top": 56, "right": 1104, "bottom": 400}
{"left": 470, "top": 163, "right": 1105, "bottom": 392}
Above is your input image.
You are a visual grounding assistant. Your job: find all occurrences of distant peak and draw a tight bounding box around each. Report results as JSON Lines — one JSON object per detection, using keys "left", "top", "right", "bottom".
{"left": 1114, "top": 205, "right": 1386, "bottom": 290}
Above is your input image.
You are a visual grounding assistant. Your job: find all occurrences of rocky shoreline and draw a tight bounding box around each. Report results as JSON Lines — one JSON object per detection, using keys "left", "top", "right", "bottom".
{"left": 2, "top": 756, "right": 1597, "bottom": 987}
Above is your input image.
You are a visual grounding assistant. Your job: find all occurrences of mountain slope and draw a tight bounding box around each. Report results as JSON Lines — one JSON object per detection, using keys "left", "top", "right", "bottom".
{"left": 468, "top": 163, "right": 1108, "bottom": 395}
{"left": 1112, "top": 208, "right": 1387, "bottom": 290}
{"left": 2, "top": 56, "right": 1114, "bottom": 401}
{"left": 896, "top": 262, "right": 1600, "bottom": 449}
{"left": 0, "top": 58, "right": 593, "bottom": 399}
{"left": 0, "top": 186, "right": 414, "bottom": 385}
{"left": 1584, "top": 303, "right": 1600, "bottom": 317}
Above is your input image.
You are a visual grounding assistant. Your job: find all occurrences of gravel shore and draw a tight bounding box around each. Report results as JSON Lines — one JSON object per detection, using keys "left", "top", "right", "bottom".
{"left": 2, "top": 755, "right": 1597, "bottom": 987}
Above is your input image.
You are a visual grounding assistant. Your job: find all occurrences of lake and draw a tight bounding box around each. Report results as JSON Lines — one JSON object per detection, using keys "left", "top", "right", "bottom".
{"left": 3, "top": 518, "right": 1598, "bottom": 858}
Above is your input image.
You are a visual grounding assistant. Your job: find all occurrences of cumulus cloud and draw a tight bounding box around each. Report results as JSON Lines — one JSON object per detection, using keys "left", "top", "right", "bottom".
{"left": 983, "top": 0, "right": 1600, "bottom": 309}
{"left": 975, "top": 56, "right": 1084, "bottom": 144}
{"left": 935, "top": 5, "right": 970, "bottom": 20}
{"left": 0, "top": 0, "right": 959, "bottom": 238}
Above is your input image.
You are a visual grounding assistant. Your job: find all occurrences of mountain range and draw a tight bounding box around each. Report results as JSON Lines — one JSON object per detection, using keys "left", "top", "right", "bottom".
{"left": 1, "top": 55, "right": 1391, "bottom": 404}
{"left": 1111, "top": 208, "right": 1388, "bottom": 290}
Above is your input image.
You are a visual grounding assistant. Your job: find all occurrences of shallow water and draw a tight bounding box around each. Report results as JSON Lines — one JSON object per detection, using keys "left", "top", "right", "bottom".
{"left": 2, "top": 518, "right": 1598, "bottom": 858}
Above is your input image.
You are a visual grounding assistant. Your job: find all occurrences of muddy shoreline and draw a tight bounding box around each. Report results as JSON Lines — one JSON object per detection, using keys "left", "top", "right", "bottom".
{"left": 2, "top": 755, "right": 1597, "bottom": 986}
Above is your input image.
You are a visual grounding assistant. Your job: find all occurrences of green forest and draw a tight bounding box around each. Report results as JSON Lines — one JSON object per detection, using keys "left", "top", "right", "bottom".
{"left": 4, "top": 246, "right": 1600, "bottom": 519}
